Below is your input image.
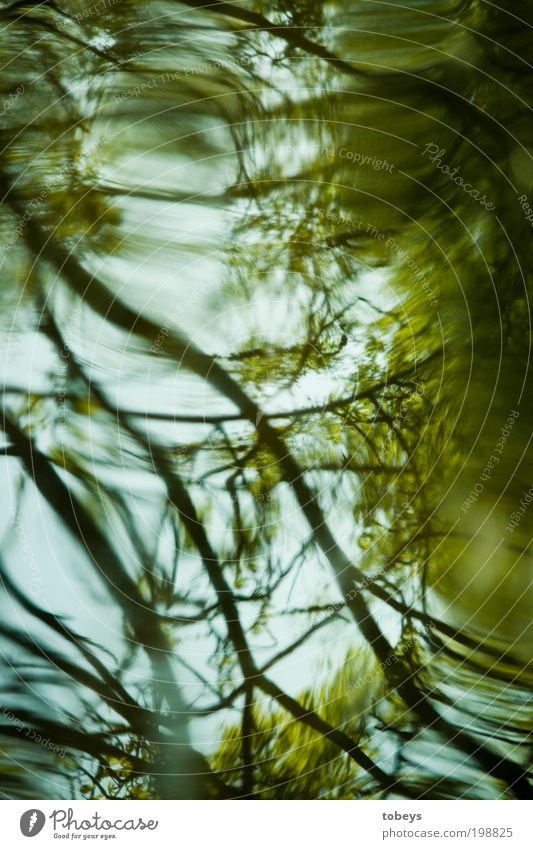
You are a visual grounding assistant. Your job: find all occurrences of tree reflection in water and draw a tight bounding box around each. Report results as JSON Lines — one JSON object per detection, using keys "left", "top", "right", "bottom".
{"left": 0, "top": 0, "right": 532, "bottom": 799}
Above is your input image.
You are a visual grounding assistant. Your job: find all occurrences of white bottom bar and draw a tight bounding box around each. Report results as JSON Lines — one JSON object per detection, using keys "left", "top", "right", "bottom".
{"left": 3, "top": 799, "right": 531, "bottom": 848}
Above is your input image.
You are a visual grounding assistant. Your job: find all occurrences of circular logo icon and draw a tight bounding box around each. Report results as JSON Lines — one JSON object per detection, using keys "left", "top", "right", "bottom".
{"left": 20, "top": 810, "right": 46, "bottom": 837}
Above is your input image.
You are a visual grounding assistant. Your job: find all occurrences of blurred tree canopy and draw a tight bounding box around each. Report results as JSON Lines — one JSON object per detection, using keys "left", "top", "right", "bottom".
{"left": 0, "top": 0, "right": 532, "bottom": 799}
